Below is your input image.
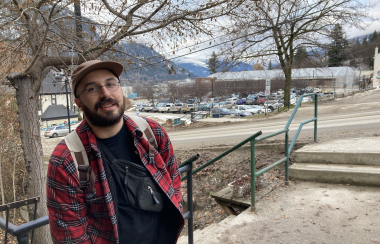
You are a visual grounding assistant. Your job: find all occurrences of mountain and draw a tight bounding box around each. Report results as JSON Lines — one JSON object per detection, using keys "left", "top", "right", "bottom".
{"left": 117, "top": 43, "right": 198, "bottom": 83}
{"left": 172, "top": 57, "right": 254, "bottom": 77}
{"left": 172, "top": 57, "right": 211, "bottom": 77}
{"left": 46, "top": 8, "right": 198, "bottom": 83}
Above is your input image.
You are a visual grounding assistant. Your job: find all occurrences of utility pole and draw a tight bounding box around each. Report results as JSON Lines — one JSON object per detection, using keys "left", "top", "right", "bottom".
{"left": 74, "top": 0, "right": 83, "bottom": 44}
{"left": 332, "top": 71, "right": 336, "bottom": 99}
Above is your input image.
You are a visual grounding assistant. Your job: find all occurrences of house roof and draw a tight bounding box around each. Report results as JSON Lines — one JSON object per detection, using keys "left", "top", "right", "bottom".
{"left": 40, "top": 104, "right": 77, "bottom": 121}
{"left": 208, "top": 67, "right": 356, "bottom": 81}
{"left": 40, "top": 72, "right": 73, "bottom": 95}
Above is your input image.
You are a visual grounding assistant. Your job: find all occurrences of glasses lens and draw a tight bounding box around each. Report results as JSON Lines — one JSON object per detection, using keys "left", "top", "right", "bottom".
{"left": 106, "top": 81, "right": 119, "bottom": 92}
{"left": 86, "top": 84, "right": 100, "bottom": 96}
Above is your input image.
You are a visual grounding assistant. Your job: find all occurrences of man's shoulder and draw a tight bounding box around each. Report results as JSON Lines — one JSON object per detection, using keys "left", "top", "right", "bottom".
{"left": 49, "top": 138, "right": 71, "bottom": 167}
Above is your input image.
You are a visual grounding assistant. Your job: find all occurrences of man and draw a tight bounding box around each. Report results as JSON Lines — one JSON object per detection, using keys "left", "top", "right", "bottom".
{"left": 47, "top": 60, "right": 184, "bottom": 243}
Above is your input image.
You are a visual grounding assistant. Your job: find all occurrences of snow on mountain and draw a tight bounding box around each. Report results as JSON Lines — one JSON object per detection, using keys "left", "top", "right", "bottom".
{"left": 173, "top": 57, "right": 211, "bottom": 77}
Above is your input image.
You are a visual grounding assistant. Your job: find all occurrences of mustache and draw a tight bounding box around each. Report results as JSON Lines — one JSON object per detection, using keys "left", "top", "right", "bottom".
{"left": 95, "top": 98, "right": 119, "bottom": 111}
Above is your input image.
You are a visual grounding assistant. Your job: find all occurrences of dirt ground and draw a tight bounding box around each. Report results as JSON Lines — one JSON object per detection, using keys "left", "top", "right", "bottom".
{"left": 176, "top": 147, "right": 291, "bottom": 237}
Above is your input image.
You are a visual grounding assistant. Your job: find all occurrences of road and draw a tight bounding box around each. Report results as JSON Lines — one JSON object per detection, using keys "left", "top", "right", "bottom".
{"left": 166, "top": 89, "right": 380, "bottom": 149}
{"left": 168, "top": 110, "right": 380, "bottom": 144}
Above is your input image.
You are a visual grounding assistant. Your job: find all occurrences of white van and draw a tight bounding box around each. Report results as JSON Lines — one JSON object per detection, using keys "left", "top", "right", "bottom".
{"left": 226, "top": 97, "right": 238, "bottom": 104}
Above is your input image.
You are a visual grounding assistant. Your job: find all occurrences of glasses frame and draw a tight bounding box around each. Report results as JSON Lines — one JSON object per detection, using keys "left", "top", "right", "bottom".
{"left": 75, "top": 81, "right": 121, "bottom": 98}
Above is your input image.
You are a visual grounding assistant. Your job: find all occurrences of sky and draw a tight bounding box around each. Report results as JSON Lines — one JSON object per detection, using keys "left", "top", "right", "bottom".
{"left": 171, "top": 0, "right": 380, "bottom": 62}
{"left": 346, "top": 0, "right": 380, "bottom": 38}
{"left": 75, "top": 0, "right": 380, "bottom": 63}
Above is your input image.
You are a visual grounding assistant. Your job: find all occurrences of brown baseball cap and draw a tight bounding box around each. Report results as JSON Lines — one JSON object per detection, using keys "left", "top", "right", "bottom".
{"left": 71, "top": 60, "right": 124, "bottom": 97}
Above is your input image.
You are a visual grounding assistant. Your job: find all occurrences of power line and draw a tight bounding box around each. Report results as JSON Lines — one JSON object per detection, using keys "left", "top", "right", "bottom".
{"left": 123, "top": 2, "right": 330, "bottom": 73}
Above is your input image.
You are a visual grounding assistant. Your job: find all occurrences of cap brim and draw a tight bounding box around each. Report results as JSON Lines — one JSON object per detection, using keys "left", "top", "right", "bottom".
{"left": 75, "top": 61, "right": 124, "bottom": 85}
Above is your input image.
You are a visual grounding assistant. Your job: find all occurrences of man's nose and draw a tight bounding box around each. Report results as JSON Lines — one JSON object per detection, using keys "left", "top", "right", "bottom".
{"left": 98, "top": 85, "right": 111, "bottom": 98}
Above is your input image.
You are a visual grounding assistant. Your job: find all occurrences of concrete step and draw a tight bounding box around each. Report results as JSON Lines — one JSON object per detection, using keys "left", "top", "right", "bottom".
{"left": 294, "top": 138, "right": 380, "bottom": 166}
{"left": 289, "top": 163, "right": 380, "bottom": 186}
{"left": 188, "top": 209, "right": 258, "bottom": 244}
{"left": 177, "top": 215, "right": 236, "bottom": 244}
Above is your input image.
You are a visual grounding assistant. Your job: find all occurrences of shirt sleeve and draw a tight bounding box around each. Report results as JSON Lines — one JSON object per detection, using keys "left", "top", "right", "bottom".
{"left": 46, "top": 142, "right": 91, "bottom": 244}
{"left": 146, "top": 118, "right": 183, "bottom": 212}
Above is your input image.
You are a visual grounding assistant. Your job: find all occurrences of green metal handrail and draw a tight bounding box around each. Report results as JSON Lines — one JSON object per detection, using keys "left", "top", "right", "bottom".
{"left": 181, "top": 92, "right": 318, "bottom": 212}
{"left": 180, "top": 130, "right": 263, "bottom": 181}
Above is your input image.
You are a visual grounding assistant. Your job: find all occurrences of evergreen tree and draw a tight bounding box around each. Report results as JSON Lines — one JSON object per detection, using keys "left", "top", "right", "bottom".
{"left": 294, "top": 47, "right": 308, "bottom": 63}
{"left": 370, "top": 30, "right": 378, "bottom": 42}
{"left": 327, "top": 24, "right": 349, "bottom": 67}
{"left": 355, "top": 38, "right": 360, "bottom": 46}
{"left": 268, "top": 60, "right": 273, "bottom": 70}
{"left": 206, "top": 51, "right": 220, "bottom": 74}
{"left": 362, "top": 35, "right": 368, "bottom": 45}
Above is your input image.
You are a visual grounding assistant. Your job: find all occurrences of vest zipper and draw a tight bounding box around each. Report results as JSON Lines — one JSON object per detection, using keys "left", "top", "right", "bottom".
{"left": 147, "top": 186, "right": 160, "bottom": 204}
{"left": 124, "top": 166, "right": 129, "bottom": 186}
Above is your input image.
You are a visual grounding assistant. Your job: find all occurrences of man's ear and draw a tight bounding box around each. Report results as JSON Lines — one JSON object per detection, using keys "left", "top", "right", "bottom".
{"left": 74, "top": 98, "right": 83, "bottom": 111}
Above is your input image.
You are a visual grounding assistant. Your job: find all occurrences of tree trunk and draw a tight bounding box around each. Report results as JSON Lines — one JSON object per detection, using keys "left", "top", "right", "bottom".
{"left": 283, "top": 68, "right": 292, "bottom": 108}
{"left": 0, "top": 146, "right": 4, "bottom": 219}
{"left": 10, "top": 75, "right": 52, "bottom": 244}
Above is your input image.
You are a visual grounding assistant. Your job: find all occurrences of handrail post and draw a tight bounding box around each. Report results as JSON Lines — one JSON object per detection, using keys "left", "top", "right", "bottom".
{"left": 187, "top": 161, "right": 194, "bottom": 244}
{"left": 285, "top": 131, "right": 289, "bottom": 186}
{"left": 314, "top": 94, "right": 318, "bottom": 142}
{"left": 250, "top": 138, "right": 256, "bottom": 212}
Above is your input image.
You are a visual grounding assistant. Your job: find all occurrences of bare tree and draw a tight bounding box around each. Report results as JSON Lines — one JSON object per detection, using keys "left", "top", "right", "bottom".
{"left": 166, "top": 82, "right": 180, "bottom": 102}
{"left": 139, "top": 84, "right": 156, "bottom": 103}
{"left": 218, "top": 0, "right": 372, "bottom": 105}
{"left": 0, "top": 0, "right": 245, "bottom": 242}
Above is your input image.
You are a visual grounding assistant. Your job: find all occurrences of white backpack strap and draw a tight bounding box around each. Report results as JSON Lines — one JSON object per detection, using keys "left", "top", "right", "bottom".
{"left": 128, "top": 115, "right": 158, "bottom": 149}
{"left": 65, "top": 131, "right": 96, "bottom": 195}
{"left": 128, "top": 115, "right": 158, "bottom": 165}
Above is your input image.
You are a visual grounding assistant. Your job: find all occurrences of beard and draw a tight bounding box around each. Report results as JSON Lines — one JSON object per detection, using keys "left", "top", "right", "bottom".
{"left": 82, "top": 97, "right": 125, "bottom": 127}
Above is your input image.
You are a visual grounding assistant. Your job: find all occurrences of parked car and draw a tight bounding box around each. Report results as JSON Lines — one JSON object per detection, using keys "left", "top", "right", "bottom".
{"left": 313, "top": 87, "right": 322, "bottom": 93}
{"left": 256, "top": 96, "right": 267, "bottom": 105}
{"left": 181, "top": 103, "right": 199, "bottom": 113}
{"left": 44, "top": 126, "right": 70, "bottom": 138}
{"left": 187, "top": 99, "right": 196, "bottom": 104}
{"left": 222, "top": 101, "right": 233, "bottom": 109}
{"left": 246, "top": 94, "right": 257, "bottom": 105}
{"left": 226, "top": 97, "right": 238, "bottom": 104}
{"left": 155, "top": 103, "right": 166, "bottom": 112}
{"left": 164, "top": 103, "right": 183, "bottom": 113}
{"left": 230, "top": 109, "right": 253, "bottom": 117}
{"left": 234, "top": 105, "right": 261, "bottom": 114}
{"left": 199, "top": 103, "right": 210, "bottom": 111}
{"left": 263, "top": 100, "right": 283, "bottom": 111}
{"left": 133, "top": 102, "right": 143, "bottom": 108}
{"left": 138, "top": 104, "right": 148, "bottom": 111}
{"left": 159, "top": 103, "right": 173, "bottom": 113}
{"left": 236, "top": 98, "right": 247, "bottom": 105}
{"left": 144, "top": 104, "right": 156, "bottom": 112}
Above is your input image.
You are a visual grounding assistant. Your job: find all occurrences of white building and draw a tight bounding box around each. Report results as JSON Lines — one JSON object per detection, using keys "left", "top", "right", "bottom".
{"left": 208, "top": 67, "right": 356, "bottom": 88}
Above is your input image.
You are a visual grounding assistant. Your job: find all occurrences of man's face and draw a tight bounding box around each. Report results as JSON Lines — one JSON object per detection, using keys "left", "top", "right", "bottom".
{"left": 74, "top": 69, "right": 125, "bottom": 127}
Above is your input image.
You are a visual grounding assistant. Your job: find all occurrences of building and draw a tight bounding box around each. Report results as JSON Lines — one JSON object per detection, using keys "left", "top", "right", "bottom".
{"left": 207, "top": 67, "right": 356, "bottom": 92}
{"left": 38, "top": 71, "right": 75, "bottom": 116}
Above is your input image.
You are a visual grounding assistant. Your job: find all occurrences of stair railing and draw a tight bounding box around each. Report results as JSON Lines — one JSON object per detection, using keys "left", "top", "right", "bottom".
{"left": 181, "top": 92, "right": 318, "bottom": 212}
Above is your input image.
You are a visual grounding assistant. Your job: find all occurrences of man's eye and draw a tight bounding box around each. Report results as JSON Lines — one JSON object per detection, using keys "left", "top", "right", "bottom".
{"left": 87, "top": 86, "right": 97, "bottom": 92}
{"left": 107, "top": 82, "right": 117, "bottom": 87}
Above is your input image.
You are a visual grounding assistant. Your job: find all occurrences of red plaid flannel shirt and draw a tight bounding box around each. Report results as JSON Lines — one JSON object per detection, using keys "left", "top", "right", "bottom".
{"left": 47, "top": 115, "right": 184, "bottom": 243}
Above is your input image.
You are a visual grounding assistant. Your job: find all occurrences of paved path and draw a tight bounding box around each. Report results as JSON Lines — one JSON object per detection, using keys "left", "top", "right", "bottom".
{"left": 197, "top": 181, "right": 380, "bottom": 244}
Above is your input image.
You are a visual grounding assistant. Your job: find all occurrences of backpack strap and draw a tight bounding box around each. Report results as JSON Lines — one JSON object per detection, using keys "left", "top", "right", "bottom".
{"left": 128, "top": 115, "right": 158, "bottom": 164}
{"left": 65, "top": 130, "right": 96, "bottom": 197}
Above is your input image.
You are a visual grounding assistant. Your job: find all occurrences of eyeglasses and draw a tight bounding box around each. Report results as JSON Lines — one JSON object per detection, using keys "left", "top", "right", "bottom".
{"left": 76, "top": 80, "right": 120, "bottom": 98}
